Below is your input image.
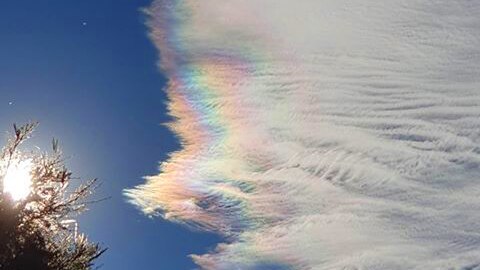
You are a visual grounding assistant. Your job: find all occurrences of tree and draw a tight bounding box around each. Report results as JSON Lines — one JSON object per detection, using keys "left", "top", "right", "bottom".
{"left": 0, "top": 123, "right": 106, "bottom": 270}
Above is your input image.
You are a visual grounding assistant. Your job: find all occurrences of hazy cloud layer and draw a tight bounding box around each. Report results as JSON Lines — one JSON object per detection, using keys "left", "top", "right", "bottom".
{"left": 125, "top": 1, "right": 480, "bottom": 269}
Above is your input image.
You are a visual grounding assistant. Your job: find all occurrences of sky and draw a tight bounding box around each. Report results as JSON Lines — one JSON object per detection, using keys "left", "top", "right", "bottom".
{"left": 0, "top": 1, "right": 220, "bottom": 269}
{"left": 2, "top": 1, "right": 480, "bottom": 270}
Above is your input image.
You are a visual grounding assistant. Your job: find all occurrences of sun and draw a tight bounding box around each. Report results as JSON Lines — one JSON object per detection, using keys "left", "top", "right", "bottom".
{"left": 3, "top": 159, "right": 33, "bottom": 201}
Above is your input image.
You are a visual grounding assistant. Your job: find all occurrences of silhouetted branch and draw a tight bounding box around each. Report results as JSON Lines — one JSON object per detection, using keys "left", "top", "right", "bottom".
{"left": 0, "top": 123, "right": 105, "bottom": 270}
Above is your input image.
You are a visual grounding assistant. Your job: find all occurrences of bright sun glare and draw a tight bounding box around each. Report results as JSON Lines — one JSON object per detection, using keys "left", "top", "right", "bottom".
{"left": 3, "top": 159, "right": 33, "bottom": 201}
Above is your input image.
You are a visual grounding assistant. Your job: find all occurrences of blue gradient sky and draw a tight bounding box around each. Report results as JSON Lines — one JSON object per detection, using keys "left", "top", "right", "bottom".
{"left": 0, "top": 1, "right": 220, "bottom": 269}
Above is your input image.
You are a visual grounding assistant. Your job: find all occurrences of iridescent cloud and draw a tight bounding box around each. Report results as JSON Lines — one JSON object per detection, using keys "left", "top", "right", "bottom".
{"left": 125, "top": 1, "right": 480, "bottom": 269}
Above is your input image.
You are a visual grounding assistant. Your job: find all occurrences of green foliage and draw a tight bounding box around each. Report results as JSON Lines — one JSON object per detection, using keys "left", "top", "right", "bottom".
{"left": 0, "top": 123, "right": 106, "bottom": 270}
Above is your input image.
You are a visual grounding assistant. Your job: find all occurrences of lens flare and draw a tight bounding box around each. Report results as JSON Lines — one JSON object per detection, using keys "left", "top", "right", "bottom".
{"left": 3, "top": 159, "right": 33, "bottom": 201}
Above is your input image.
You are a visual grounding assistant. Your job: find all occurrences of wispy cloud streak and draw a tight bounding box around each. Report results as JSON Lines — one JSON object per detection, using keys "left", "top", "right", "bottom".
{"left": 125, "top": 1, "right": 480, "bottom": 269}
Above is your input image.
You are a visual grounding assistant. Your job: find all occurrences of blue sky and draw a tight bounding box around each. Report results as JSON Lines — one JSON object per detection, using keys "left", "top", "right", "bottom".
{"left": 0, "top": 1, "right": 220, "bottom": 269}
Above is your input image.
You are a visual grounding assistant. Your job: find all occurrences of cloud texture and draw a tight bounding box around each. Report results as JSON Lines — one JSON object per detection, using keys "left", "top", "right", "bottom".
{"left": 125, "top": 1, "right": 480, "bottom": 269}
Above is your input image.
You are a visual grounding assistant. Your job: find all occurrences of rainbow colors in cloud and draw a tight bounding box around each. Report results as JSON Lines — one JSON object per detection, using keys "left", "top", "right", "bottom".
{"left": 126, "top": 1, "right": 480, "bottom": 269}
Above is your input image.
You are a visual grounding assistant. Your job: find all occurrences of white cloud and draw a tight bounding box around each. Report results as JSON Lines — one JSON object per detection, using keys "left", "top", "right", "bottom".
{"left": 126, "top": 1, "right": 480, "bottom": 269}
